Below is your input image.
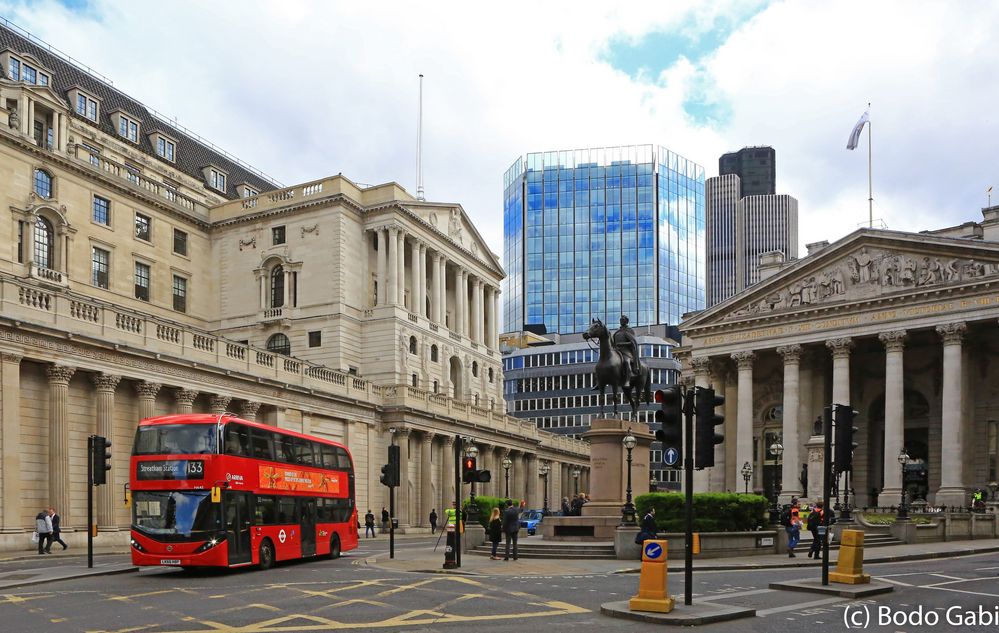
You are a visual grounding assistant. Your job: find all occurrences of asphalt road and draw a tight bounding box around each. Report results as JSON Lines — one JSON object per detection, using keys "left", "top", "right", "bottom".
{"left": 1, "top": 537, "right": 997, "bottom": 632}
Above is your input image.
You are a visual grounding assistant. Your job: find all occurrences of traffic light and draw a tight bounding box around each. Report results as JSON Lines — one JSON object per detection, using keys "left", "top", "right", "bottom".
{"left": 834, "top": 404, "right": 859, "bottom": 473}
{"left": 694, "top": 387, "right": 725, "bottom": 469}
{"left": 462, "top": 456, "right": 477, "bottom": 483}
{"left": 92, "top": 435, "right": 112, "bottom": 485}
{"left": 380, "top": 444, "right": 400, "bottom": 487}
{"left": 654, "top": 385, "right": 683, "bottom": 468}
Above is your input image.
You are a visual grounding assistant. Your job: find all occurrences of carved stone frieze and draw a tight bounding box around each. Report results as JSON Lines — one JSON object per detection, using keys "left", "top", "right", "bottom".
{"left": 238, "top": 236, "right": 256, "bottom": 251}
{"left": 729, "top": 246, "right": 999, "bottom": 319}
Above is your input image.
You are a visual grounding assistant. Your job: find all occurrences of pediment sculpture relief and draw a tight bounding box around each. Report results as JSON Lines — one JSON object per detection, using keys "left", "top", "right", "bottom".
{"left": 730, "top": 247, "right": 999, "bottom": 318}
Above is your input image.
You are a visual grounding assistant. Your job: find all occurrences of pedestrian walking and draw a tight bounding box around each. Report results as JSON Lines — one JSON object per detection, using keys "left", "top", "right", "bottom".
{"left": 807, "top": 501, "right": 826, "bottom": 558}
{"left": 364, "top": 509, "right": 376, "bottom": 538}
{"left": 381, "top": 507, "right": 390, "bottom": 533}
{"left": 502, "top": 499, "right": 520, "bottom": 561}
{"left": 34, "top": 508, "right": 52, "bottom": 554}
{"left": 429, "top": 509, "right": 438, "bottom": 534}
{"left": 487, "top": 507, "right": 503, "bottom": 560}
{"left": 782, "top": 498, "right": 801, "bottom": 558}
{"left": 637, "top": 507, "right": 657, "bottom": 543}
{"left": 49, "top": 507, "right": 68, "bottom": 550}
{"left": 560, "top": 497, "right": 571, "bottom": 516}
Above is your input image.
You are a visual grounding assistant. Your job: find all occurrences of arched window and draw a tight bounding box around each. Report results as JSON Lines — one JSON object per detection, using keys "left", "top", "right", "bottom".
{"left": 409, "top": 336, "right": 417, "bottom": 354}
{"left": 431, "top": 345, "right": 438, "bottom": 362}
{"left": 266, "top": 333, "right": 290, "bottom": 356}
{"left": 472, "top": 361, "right": 479, "bottom": 377}
{"left": 411, "top": 373, "right": 418, "bottom": 387}
{"left": 488, "top": 367, "right": 494, "bottom": 383}
{"left": 33, "top": 216, "right": 54, "bottom": 269}
{"left": 34, "top": 169, "right": 52, "bottom": 198}
{"left": 433, "top": 380, "right": 439, "bottom": 393}
{"left": 270, "top": 265, "right": 285, "bottom": 308}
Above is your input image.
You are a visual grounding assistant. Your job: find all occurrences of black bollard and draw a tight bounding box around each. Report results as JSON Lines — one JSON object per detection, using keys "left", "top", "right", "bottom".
{"left": 442, "top": 525, "right": 457, "bottom": 569}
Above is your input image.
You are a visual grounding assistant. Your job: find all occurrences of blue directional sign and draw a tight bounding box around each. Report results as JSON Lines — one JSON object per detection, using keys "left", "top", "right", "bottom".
{"left": 644, "top": 541, "right": 664, "bottom": 561}
{"left": 664, "top": 447, "right": 679, "bottom": 467}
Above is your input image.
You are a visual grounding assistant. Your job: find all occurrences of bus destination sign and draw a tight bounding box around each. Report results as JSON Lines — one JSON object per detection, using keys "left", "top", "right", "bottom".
{"left": 136, "top": 460, "right": 205, "bottom": 480}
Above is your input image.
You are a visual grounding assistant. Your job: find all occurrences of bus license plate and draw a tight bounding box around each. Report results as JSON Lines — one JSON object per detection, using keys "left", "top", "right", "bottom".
{"left": 160, "top": 559, "right": 181, "bottom": 565}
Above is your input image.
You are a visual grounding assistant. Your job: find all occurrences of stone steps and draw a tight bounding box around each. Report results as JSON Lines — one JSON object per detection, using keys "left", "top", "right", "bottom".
{"left": 800, "top": 533, "right": 904, "bottom": 550}
{"left": 470, "top": 542, "right": 617, "bottom": 559}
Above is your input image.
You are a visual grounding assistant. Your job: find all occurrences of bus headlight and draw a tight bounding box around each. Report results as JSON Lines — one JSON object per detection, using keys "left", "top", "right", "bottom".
{"left": 130, "top": 538, "right": 145, "bottom": 552}
{"left": 193, "top": 535, "right": 225, "bottom": 553}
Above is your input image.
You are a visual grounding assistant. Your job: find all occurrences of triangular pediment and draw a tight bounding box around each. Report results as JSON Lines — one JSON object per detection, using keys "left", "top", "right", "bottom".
{"left": 405, "top": 202, "right": 502, "bottom": 273}
{"left": 685, "top": 229, "right": 999, "bottom": 328}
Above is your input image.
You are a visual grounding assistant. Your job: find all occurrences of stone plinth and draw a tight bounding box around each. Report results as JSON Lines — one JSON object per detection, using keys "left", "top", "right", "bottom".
{"left": 581, "top": 418, "right": 654, "bottom": 517}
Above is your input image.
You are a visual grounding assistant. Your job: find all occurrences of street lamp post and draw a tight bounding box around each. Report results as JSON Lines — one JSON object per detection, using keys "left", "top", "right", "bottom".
{"left": 769, "top": 441, "right": 784, "bottom": 524}
{"left": 571, "top": 466, "right": 580, "bottom": 497}
{"left": 741, "top": 461, "right": 753, "bottom": 495}
{"left": 502, "top": 456, "right": 513, "bottom": 499}
{"left": 897, "top": 448, "right": 910, "bottom": 520}
{"left": 989, "top": 481, "right": 999, "bottom": 502}
{"left": 621, "top": 431, "right": 638, "bottom": 526}
{"left": 539, "top": 462, "right": 550, "bottom": 515}
{"left": 466, "top": 443, "right": 479, "bottom": 523}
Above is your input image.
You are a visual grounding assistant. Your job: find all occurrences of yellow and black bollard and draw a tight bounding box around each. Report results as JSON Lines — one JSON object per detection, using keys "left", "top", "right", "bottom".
{"left": 629, "top": 539, "right": 675, "bottom": 613}
{"left": 828, "top": 529, "right": 871, "bottom": 584}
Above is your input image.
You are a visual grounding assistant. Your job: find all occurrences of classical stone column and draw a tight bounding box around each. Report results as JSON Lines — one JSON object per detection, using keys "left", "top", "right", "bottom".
{"left": 826, "top": 338, "right": 854, "bottom": 407}
{"left": 878, "top": 330, "right": 906, "bottom": 499}
{"left": 691, "top": 356, "right": 712, "bottom": 492}
{"left": 474, "top": 279, "right": 484, "bottom": 343}
{"left": 431, "top": 254, "right": 442, "bottom": 323}
{"left": 396, "top": 229, "right": 406, "bottom": 305}
{"left": 175, "top": 388, "right": 198, "bottom": 414}
{"left": 92, "top": 373, "right": 121, "bottom": 530}
{"left": 45, "top": 365, "right": 76, "bottom": 528}
{"left": 375, "top": 229, "right": 386, "bottom": 305}
{"left": 396, "top": 428, "right": 411, "bottom": 528}
{"left": 777, "top": 345, "right": 802, "bottom": 501}
{"left": 1, "top": 353, "right": 23, "bottom": 532}
{"left": 136, "top": 381, "right": 161, "bottom": 422}
{"left": 409, "top": 240, "right": 419, "bottom": 312}
{"left": 240, "top": 401, "right": 261, "bottom": 422}
{"left": 457, "top": 270, "right": 466, "bottom": 336}
{"left": 210, "top": 394, "right": 232, "bottom": 415}
{"left": 418, "top": 243, "right": 427, "bottom": 317}
{"left": 732, "top": 351, "right": 756, "bottom": 490}
{"left": 441, "top": 435, "right": 455, "bottom": 512}
{"left": 936, "top": 322, "right": 967, "bottom": 507}
{"left": 387, "top": 227, "right": 399, "bottom": 305}
{"left": 526, "top": 453, "right": 539, "bottom": 508}
{"left": 515, "top": 451, "right": 527, "bottom": 503}
{"left": 420, "top": 432, "right": 433, "bottom": 527}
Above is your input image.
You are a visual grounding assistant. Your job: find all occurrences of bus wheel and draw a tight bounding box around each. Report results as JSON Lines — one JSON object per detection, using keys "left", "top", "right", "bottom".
{"left": 258, "top": 539, "right": 275, "bottom": 570}
{"left": 329, "top": 534, "right": 341, "bottom": 559}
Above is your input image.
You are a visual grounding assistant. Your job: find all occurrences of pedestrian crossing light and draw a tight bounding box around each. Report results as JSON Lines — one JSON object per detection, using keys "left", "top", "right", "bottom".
{"left": 462, "top": 456, "right": 477, "bottom": 483}
{"left": 694, "top": 387, "right": 725, "bottom": 469}
{"left": 380, "top": 444, "right": 400, "bottom": 487}
{"left": 834, "top": 404, "right": 859, "bottom": 473}
{"left": 654, "top": 386, "right": 683, "bottom": 468}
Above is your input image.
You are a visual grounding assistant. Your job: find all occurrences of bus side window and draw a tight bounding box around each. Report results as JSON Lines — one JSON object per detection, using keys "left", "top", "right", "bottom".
{"left": 255, "top": 496, "right": 277, "bottom": 525}
{"left": 250, "top": 429, "right": 273, "bottom": 460}
{"left": 320, "top": 445, "right": 336, "bottom": 469}
{"left": 295, "top": 438, "right": 314, "bottom": 466}
{"left": 224, "top": 424, "right": 250, "bottom": 456}
{"left": 335, "top": 447, "right": 352, "bottom": 471}
{"left": 275, "top": 434, "right": 295, "bottom": 464}
{"left": 278, "top": 497, "right": 296, "bottom": 524}
{"left": 317, "top": 498, "right": 332, "bottom": 522}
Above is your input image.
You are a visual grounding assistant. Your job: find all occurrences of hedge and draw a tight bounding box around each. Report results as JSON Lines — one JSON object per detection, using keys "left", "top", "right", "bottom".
{"left": 635, "top": 492, "right": 768, "bottom": 532}
{"left": 462, "top": 495, "right": 523, "bottom": 528}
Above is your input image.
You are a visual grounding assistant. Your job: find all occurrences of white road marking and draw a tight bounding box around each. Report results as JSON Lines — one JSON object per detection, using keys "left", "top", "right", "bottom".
{"left": 696, "top": 588, "right": 774, "bottom": 601}
{"left": 879, "top": 578, "right": 913, "bottom": 587}
{"left": 756, "top": 597, "right": 846, "bottom": 617}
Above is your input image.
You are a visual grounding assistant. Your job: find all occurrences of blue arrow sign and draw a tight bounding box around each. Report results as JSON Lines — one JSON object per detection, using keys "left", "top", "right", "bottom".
{"left": 644, "top": 542, "right": 663, "bottom": 560}
{"left": 664, "top": 447, "right": 679, "bottom": 466}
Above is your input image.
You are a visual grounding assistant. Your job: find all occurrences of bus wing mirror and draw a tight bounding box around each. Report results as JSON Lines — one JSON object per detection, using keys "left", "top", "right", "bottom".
{"left": 211, "top": 486, "right": 222, "bottom": 503}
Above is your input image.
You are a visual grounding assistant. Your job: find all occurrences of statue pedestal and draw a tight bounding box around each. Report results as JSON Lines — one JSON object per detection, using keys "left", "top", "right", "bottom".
{"left": 804, "top": 434, "right": 826, "bottom": 505}
{"left": 544, "top": 419, "right": 653, "bottom": 541}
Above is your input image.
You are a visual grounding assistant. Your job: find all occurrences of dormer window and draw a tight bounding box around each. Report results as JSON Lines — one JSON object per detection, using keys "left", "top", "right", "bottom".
{"left": 111, "top": 110, "right": 140, "bottom": 142}
{"left": 5, "top": 54, "right": 50, "bottom": 86}
{"left": 69, "top": 87, "right": 100, "bottom": 123}
{"left": 203, "top": 166, "right": 228, "bottom": 193}
{"left": 152, "top": 133, "right": 176, "bottom": 162}
{"left": 237, "top": 183, "right": 259, "bottom": 198}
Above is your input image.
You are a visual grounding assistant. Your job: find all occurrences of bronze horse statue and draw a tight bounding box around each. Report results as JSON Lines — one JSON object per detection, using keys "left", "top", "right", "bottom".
{"left": 582, "top": 318, "right": 652, "bottom": 416}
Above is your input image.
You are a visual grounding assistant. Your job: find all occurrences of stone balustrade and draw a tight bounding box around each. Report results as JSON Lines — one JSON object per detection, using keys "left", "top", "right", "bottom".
{"left": 72, "top": 144, "right": 200, "bottom": 212}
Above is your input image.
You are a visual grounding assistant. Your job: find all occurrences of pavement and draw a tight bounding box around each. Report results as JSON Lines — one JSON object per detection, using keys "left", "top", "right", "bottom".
{"left": 3, "top": 535, "right": 999, "bottom": 593}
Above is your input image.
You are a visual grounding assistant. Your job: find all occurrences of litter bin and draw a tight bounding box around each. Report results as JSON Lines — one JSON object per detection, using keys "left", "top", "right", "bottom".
{"left": 392, "top": 518, "right": 399, "bottom": 530}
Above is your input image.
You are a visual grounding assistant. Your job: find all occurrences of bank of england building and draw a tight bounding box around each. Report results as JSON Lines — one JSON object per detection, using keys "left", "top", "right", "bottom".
{"left": 0, "top": 23, "right": 588, "bottom": 548}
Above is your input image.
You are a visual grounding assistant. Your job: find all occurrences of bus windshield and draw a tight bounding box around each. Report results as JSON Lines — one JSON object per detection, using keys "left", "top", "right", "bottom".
{"left": 133, "top": 424, "right": 216, "bottom": 455}
{"left": 132, "top": 491, "right": 221, "bottom": 541}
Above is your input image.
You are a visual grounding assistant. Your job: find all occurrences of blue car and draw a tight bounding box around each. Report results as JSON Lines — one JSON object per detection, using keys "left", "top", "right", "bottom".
{"left": 519, "top": 509, "right": 544, "bottom": 536}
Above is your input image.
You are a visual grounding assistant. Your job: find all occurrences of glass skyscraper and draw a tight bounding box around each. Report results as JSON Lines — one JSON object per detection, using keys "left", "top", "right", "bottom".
{"left": 503, "top": 145, "right": 705, "bottom": 334}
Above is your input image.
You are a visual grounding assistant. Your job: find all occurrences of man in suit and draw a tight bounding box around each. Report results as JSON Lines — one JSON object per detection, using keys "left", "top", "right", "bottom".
{"left": 502, "top": 499, "right": 520, "bottom": 561}
{"left": 48, "top": 507, "right": 68, "bottom": 550}
{"left": 35, "top": 509, "right": 52, "bottom": 554}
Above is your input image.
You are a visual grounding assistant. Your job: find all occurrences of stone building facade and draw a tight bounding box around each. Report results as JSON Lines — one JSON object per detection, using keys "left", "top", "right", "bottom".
{"left": 678, "top": 214, "right": 999, "bottom": 510}
{"left": 0, "top": 24, "right": 588, "bottom": 549}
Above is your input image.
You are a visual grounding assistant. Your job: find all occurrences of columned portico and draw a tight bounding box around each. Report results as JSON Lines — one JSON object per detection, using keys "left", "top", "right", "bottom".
{"left": 936, "top": 322, "right": 967, "bottom": 507}
{"left": 732, "top": 351, "right": 756, "bottom": 490}
{"left": 92, "top": 373, "right": 121, "bottom": 531}
{"left": 879, "top": 330, "right": 907, "bottom": 499}
{"left": 777, "top": 345, "right": 802, "bottom": 501}
{"left": 396, "top": 428, "right": 411, "bottom": 528}
{"left": 420, "top": 432, "right": 433, "bottom": 527}
{"left": 47, "top": 365, "right": 76, "bottom": 527}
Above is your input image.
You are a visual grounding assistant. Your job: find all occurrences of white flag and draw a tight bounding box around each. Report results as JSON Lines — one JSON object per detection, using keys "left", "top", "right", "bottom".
{"left": 846, "top": 110, "right": 869, "bottom": 150}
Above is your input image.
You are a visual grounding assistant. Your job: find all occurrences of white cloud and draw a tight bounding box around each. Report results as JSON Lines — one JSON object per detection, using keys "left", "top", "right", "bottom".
{"left": 3, "top": 0, "right": 997, "bottom": 259}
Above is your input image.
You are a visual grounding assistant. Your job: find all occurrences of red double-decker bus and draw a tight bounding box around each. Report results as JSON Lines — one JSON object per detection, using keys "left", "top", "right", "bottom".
{"left": 129, "top": 413, "right": 358, "bottom": 569}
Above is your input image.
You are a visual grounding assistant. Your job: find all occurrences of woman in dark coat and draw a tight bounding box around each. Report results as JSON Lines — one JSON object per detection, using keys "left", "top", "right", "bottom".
{"left": 487, "top": 507, "right": 503, "bottom": 560}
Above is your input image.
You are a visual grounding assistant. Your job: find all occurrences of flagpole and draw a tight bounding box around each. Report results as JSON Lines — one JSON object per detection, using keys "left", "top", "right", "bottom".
{"left": 867, "top": 102, "right": 873, "bottom": 228}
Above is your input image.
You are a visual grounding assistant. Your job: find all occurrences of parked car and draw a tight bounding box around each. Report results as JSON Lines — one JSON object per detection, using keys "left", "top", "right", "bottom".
{"left": 519, "top": 509, "right": 544, "bottom": 535}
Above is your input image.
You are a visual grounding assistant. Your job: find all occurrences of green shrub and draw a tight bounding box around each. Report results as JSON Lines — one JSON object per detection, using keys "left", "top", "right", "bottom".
{"left": 462, "top": 495, "right": 522, "bottom": 527}
{"left": 635, "top": 492, "right": 768, "bottom": 532}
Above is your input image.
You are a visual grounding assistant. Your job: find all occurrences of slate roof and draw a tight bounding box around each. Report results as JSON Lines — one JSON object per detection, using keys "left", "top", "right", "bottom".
{"left": 0, "top": 21, "right": 280, "bottom": 198}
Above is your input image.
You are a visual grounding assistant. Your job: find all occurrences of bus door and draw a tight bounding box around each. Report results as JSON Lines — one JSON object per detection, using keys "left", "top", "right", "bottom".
{"left": 225, "top": 492, "right": 252, "bottom": 565}
{"left": 300, "top": 498, "right": 317, "bottom": 557}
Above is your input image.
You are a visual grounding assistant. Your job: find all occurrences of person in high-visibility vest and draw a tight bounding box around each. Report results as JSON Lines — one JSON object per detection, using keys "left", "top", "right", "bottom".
{"left": 444, "top": 501, "right": 458, "bottom": 528}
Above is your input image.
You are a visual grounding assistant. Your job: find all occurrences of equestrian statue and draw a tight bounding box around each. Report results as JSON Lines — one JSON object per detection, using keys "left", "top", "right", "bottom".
{"left": 582, "top": 315, "right": 652, "bottom": 416}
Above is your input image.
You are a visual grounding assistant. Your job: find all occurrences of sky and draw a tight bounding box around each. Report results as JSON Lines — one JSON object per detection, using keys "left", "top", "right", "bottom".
{"left": 4, "top": 0, "right": 999, "bottom": 262}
